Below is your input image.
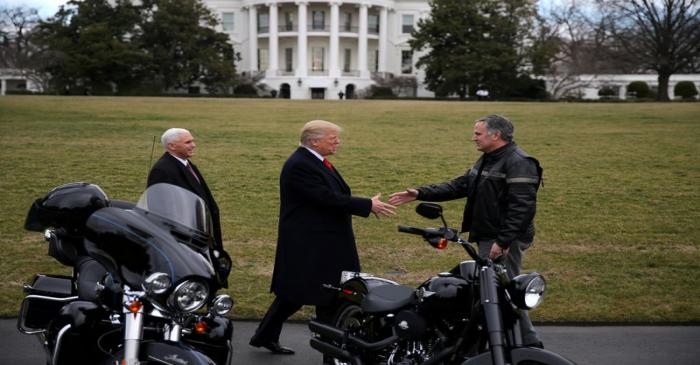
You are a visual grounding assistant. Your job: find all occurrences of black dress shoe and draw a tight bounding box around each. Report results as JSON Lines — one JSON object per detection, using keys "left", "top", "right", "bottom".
{"left": 250, "top": 340, "right": 295, "bottom": 355}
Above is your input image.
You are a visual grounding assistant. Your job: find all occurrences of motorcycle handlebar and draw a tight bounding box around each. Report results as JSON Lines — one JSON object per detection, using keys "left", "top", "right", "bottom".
{"left": 397, "top": 225, "right": 426, "bottom": 236}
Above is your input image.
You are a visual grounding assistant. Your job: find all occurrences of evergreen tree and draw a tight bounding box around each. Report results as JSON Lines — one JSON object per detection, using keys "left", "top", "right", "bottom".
{"left": 410, "top": 0, "right": 555, "bottom": 99}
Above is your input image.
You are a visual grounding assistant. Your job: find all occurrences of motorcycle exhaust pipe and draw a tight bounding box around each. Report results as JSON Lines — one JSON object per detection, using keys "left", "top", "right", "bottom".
{"left": 309, "top": 320, "right": 399, "bottom": 351}
{"left": 309, "top": 338, "right": 363, "bottom": 365}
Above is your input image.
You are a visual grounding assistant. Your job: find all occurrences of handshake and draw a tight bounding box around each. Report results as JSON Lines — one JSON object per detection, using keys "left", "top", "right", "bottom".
{"left": 370, "top": 188, "right": 419, "bottom": 218}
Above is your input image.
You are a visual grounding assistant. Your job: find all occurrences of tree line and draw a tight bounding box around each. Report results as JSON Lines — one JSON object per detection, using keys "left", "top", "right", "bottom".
{"left": 1, "top": 0, "right": 237, "bottom": 95}
{"left": 2, "top": 0, "right": 699, "bottom": 100}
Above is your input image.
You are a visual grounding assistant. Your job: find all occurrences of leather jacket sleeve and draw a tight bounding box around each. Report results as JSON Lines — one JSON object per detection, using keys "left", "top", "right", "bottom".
{"left": 416, "top": 170, "right": 471, "bottom": 202}
{"left": 496, "top": 157, "right": 540, "bottom": 247}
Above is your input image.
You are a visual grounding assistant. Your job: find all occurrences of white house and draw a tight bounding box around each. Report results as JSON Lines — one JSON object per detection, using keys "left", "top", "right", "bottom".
{"left": 204, "top": 0, "right": 433, "bottom": 99}
{"left": 544, "top": 73, "right": 700, "bottom": 100}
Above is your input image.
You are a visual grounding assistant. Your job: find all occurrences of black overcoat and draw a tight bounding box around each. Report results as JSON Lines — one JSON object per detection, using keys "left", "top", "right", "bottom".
{"left": 147, "top": 152, "right": 223, "bottom": 249}
{"left": 270, "top": 147, "right": 372, "bottom": 305}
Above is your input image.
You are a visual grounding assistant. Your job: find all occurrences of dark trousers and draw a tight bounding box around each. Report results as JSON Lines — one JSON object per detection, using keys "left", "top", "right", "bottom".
{"left": 250, "top": 295, "right": 334, "bottom": 345}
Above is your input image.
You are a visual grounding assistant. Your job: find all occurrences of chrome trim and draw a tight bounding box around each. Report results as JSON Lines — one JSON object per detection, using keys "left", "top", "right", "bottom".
{"left": 17, "top": 295, "right": 78, "bottom": 334}
{"left": 52, "top": 324, "right": 72, "bottom": 365}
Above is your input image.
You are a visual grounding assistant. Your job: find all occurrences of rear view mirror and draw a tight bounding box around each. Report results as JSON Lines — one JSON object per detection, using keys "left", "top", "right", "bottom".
{"left": 416, "top": 203, "right": 443, "bottom": 220}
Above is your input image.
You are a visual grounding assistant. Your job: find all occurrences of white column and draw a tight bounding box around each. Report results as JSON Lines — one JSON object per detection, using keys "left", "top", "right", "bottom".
{"left": 358, "top": 3, "right": 369, "bottom": 78}
{"left": 378, "top": 6, "right": 388, "bottom": 73}
{"left": 1, "top": 79, "right": 6, "bottom": 96}
{"left": 248, "top": 5, "right": 258, "bottom": 72}
{"left": 329, "top": 1, "right": 341, "bottom": 77}
{"left": 296, "top": 1, "right": 308, "bottom": 77}
{"left": 268, "top": 3, "right": 279, "bottom": 76}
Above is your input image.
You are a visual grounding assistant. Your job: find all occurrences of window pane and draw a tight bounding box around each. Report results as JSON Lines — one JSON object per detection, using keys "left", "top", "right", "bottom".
{"left": 313, "top": 11, "right": 325, "bottom": 30}
{"left": 284, "top": 12, "right": 294, "bottom": 31}
{"left": 342, "top": 12, "right": 352, "bottom": 32}
{"left": 401, "top": 50, "right": 412, "bottom": 74}
{"left": 344, "top": 49, "right": 351, "bottom": 72}
{"left": 368, "top": 14, "right": 379, "bottom": 34}
{"left": 285, "top": 48, "right": 293, "bottom": 72}
{"left": 258, "top": 13, "right": 269, "bottom": 33}
{"left": 312, "top": 47, "right": 325, "bottom": 71}
{"left": 402, "top": 14, "right": 414, "bottom": 33}
{"left": 222, "top": 12, "right": 234, "bottom": 31}
{"left": 258, "top": 48, "right": 269, "bottom": 71}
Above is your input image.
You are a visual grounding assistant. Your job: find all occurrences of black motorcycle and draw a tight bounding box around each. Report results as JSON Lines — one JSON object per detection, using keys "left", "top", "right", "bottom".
{"left": 309, "top": 203, "right": 576, "bottom": 365}
{"left": 17, "top": 182, "right": 234, "bottom": 365}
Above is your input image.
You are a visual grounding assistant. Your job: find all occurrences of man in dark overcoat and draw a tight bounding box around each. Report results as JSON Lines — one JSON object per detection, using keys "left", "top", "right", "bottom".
{"left": 147, "top": 128, "right": 223, "bottom": 250}
{"left": 249, "top": 120, "right": 396, "bottom": 355}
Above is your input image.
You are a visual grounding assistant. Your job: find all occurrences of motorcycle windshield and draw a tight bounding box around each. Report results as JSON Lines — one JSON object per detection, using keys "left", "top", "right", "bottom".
{"left": 136, "top": 183, "right": 211, "bottom": 236}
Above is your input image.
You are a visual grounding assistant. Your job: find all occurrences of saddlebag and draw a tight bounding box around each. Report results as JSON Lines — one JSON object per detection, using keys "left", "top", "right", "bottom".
{"left": 18, "top": 274, "right": 76, "bottom": 334}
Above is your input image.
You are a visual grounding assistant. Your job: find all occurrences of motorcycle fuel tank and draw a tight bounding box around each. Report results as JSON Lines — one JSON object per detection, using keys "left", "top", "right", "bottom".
{"left": 419, "top": 273, "right": 473, "bottom": 317}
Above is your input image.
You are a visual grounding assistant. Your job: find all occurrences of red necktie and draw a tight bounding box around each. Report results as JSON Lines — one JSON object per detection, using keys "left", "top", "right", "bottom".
{"left": 323, "top": 158, "right": 334, "bottom": 171}
{"left": 187, "top": 162, "right": 200, "bottom": 183}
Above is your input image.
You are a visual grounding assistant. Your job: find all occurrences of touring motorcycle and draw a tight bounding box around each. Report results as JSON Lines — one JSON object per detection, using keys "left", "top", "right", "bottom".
{"left": 309, "top": 203, "right": 576, "bottom": 365}
{"left": 17, "top": 182, "right": 234, "bottom": 364}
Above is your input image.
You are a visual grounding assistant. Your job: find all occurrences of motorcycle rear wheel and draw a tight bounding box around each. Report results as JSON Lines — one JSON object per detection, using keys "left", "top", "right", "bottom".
{"left": 329, "top": 303, "right": 365, "bottom": 365}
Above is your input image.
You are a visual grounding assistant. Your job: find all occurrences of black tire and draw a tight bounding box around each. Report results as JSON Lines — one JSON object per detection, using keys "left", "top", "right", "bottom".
{"left": 326, "top": 303, "right": 365, "bottom": 365}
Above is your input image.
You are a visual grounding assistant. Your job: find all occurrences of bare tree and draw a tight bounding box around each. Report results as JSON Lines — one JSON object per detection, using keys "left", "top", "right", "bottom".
{"left": 0, "top": 6, "right": 49, "bottom": 91}
{"left": 544, "top": 0, "right": 636, "bottom": 98}
{"left": 600, "top": 0, "right": 700, "bottom": 100}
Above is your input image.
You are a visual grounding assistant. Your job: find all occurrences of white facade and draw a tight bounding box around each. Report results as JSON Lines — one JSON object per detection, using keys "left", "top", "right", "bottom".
{"left": 544, "top": 74, "right": 700, "bottom": 100}
{"left": 205, "top": 0, "right": 432, "bottom": 99}
{"left": 0, "top": 69, "right": 43, "bottom": 96}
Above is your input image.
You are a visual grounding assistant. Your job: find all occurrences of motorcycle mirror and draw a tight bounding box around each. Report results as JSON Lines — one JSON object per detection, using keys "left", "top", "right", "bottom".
{"left": 416, "top": 203, "right": 443, "bottom": 220}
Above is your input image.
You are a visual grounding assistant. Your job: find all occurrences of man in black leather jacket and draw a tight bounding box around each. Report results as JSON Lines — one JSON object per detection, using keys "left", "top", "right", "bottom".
{"left": 389, "top": 114, "right": 543, "bottom": 347}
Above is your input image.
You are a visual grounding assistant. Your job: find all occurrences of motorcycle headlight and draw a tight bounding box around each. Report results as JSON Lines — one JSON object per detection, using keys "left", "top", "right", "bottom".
{"left": 168, "top": 280, "right": 209, "bottom": 312}
{"left": 508, "top": 273, "right": 546, "bottom": 310}
{"left": 142, "top": 273, "right": 171, "bottom": 295}
{"left": 211, "top": 294, "right": 234, "bottom": 316}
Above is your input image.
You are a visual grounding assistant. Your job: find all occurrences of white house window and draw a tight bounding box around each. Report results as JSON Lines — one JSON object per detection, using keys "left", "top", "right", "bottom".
{"left": 258, "top": 48, "right": 269, "bottom": 71}
{"left": 401, "top": 50, "right": 413, "bottom": 74}
{"left": 343, "top": 48, "right": 351, "bottom": 72}
{"left": 312, "top": 47, "right": 325, "bottom": 71}
{"left": 284, "top": 12, "right": 294, "bottom": 31}
{"left": 222, "top": 12, "right": 234, "bottom": 32}
{"left": 368, "top": 14, "right": 379, "bottom": 34}
{"left": 285, "top": 48, "right": 293, "bottom": 72}
{"left": 342, "top": 12, "right": 352, "bottom": 32}
{"left": 402, "top": 14, "right": 414, "bottom": 34}
{"left": 368, "top": 48, "right": 378, "bottom": 72}
{"left": 258, "top": 13, "right": 269, "bottom": 33}
{"left": 312, "top": 11, "right": 325, "bottom": 30}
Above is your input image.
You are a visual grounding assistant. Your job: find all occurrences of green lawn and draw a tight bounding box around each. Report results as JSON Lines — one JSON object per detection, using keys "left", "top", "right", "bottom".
{"left": 1, "top": 96, "right": 698, "bottom": 321}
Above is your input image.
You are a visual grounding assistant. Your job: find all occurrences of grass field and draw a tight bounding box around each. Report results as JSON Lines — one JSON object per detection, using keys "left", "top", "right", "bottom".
{"left": 0, "top": 96, "right": 698, "bottom": 321}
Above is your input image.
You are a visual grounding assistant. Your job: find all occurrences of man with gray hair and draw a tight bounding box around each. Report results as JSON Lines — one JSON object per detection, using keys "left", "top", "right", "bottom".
{"left": 147, "top": 128, "right": 223, "bottom": 251}
{"left": 389, "top": 114, "right": 544, "bottom": 348}
{"left": 250, "top": 120, "right": 396, "bottom": 355}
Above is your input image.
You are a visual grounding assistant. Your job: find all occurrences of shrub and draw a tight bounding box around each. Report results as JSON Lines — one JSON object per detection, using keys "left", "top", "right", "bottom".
{"left": 367, "top": 85, "right": 395, "bottom": 99}
{"left": 598, "top": 86, "right": 617, "bottom": 99}
{"left": 233, "top": 83, "right": 259, "bottom": 97}
{"left": 674, "top": 81, "right": 698, "bottom": 100}
{"left": 627, "top": 81, "right": 651, "bottom": 98}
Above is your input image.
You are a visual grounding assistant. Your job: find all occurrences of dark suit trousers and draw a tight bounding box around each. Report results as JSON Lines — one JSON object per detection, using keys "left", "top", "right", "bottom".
{"left": 251, "top": 295, "right": 335, "bottom": 344}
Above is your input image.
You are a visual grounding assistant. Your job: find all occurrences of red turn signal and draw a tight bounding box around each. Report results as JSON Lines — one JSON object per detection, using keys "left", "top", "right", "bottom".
{"left": 127, "top": 300, "right": 143, "bottom": 313}
{"left": 342, "top": 289, "right": 355, "bottom": 296}
{"left": 436, "top": 239, "right": 448, "bottom": 250}
{"left": 194, "top": 321, "right": 208, "bottom": 334}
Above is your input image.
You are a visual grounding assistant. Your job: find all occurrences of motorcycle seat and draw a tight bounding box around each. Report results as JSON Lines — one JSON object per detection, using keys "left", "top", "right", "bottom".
{"left": 361, "top": 284, "right": 416, "bottom": 313}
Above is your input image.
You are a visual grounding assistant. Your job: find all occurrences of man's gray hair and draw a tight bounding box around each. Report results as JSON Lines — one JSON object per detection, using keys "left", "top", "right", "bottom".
{"left": 300, "top": 120, "right": 342, "bottom": 146}
{"left": 161, "top": 128, "right": 190, "bottom": 149}
{"left": 476, "top": 115, "right": 514, "bottom": 142}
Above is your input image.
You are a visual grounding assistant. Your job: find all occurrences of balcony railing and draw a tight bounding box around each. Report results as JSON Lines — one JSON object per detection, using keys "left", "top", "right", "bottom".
{"left": 308, "top": 24, "right": 330, "bottom": 32}
{"left": 340, "top": 25, "right": 359, "bottom": 33}
{"left": 258, "top": 26, "right": 269, "bottom": 34}
{"left": 279, "top": 24, "right": 297, "bottom": 32}
{"left": 341, "top": 70, "right": 360, "bottom": 77}
{"left": 309, "top": 69, "right": 329, "bottom": 76}
{"left": 277, "top": 70, "right": 295, "bottom": 76}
